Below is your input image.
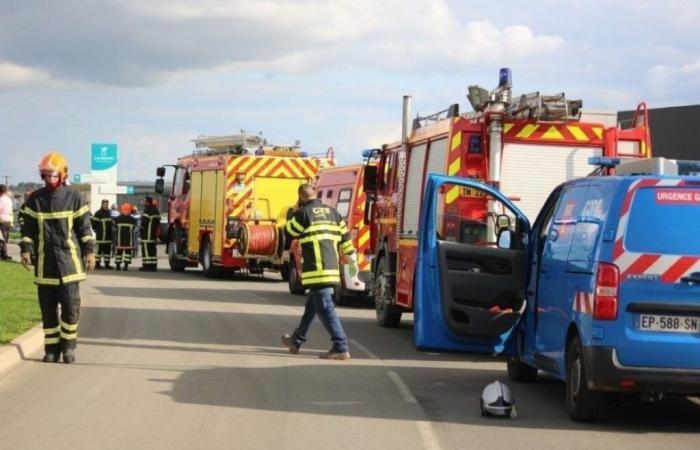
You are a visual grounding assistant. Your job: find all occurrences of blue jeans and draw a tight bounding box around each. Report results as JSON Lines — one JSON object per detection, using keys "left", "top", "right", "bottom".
{"left": 292, "top": 287, "right": 348, "bottom": 353}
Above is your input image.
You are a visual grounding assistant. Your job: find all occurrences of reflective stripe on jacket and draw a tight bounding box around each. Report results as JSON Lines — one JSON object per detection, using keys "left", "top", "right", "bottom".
{"left": 19, "top": 186, "right": 95, "bottom": 285}
{"left": 91, "top": 209, "right": 114, "bottom": 243}
{"left": 285, "top": 199, "right": 355, "bottom": 288}
{"left": 114, "top": 214, "right": 136, "bottom": 248}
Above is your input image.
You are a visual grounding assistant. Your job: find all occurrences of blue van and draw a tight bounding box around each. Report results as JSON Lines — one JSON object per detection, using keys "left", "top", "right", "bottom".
{"left": 413, "top": 158, "right": 700, "bottom": 422}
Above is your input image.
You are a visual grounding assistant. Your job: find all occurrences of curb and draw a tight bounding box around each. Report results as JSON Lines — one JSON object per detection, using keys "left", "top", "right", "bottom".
{"left": 0, "top": 325, "right": 43, "bottom": 377}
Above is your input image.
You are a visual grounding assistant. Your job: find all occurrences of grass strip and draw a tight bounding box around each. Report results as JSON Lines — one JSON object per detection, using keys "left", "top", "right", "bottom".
{"left": 0, "top": 260, "right": 40, "bottom": 344}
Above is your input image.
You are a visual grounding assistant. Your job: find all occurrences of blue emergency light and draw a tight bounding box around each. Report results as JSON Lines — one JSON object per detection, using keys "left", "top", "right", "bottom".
{"left": 499, "top": 68, "right": 512, "bottom": 88}
{"left": 588, "top": 156, "right": 620, "bottom": 168}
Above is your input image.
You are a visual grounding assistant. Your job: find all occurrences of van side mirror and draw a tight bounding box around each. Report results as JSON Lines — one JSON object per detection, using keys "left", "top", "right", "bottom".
{"left": 155, "top": 178, "right": 165, "bottom": 194}
{"left": 156, "top": 166, "right": 166, "bottom": 177}
{"left": 497, "top": 229, "right": 513, "bottom": 249}
{"left": 363, "top": 166, "right": 378, "bottom": 193}
{"left": 496, "top": 214, "right": 511, "bottom": 231}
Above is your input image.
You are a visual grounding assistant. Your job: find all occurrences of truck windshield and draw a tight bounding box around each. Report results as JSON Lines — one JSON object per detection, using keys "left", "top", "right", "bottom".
{"left": 625, "top": 186, "right": 700, "bottom": 255}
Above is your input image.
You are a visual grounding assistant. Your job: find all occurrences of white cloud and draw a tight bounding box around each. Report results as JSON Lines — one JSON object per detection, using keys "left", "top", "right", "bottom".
{"left": 0, "top": 61, "right": 53, "bottom": 89}
{"left": 647, "top": 58, "right": 700, "bottom": 99}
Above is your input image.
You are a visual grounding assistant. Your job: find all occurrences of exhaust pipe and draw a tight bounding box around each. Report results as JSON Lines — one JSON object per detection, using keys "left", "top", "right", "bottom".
{"left": 402, "top": 95, "right": 412, "bottom": 144}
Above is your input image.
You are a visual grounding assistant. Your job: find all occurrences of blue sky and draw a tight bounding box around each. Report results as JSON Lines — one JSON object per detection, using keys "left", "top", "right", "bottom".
{"left": 1, "top": 0, "right": 699, "bottom": 183}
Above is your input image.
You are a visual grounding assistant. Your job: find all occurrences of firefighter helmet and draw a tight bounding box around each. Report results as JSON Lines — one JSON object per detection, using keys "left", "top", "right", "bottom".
{"left": 38, "top": 151, "right": 68, "bottom": 180}
{"left": 480, "top": 380, "right": 516, "bottom": 418}
{"left": 120, "top": 203, "right": 133, "bottom": 215}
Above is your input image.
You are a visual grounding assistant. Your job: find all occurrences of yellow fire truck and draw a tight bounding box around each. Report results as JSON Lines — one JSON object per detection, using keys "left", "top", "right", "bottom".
{"left": 155, "top": 133, "right": 335, "bottom": 277}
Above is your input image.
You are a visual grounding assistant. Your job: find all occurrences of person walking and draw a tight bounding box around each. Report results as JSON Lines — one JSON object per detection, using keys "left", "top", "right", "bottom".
{"left": 281, "top": 184, "right": 359, "bottom": 360}
{"left": 0, "top": 184, "right": 13, "bottom": 260}
{"left": 114, "top": 203, "right": 136, "bottom": 271}
{"left": 139, "top": 196, "right": 160, "bottom": 272}
{"left": 90, "top": 199, "right": 114, "bottom": 269}
{"left": 19, "top": 151, "right": 95, "bottom": 363}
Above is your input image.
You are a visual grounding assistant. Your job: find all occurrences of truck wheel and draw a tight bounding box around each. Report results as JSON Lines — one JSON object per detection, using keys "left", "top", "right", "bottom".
{"left": 507, "top": 356, "right": 538, "bottom": 382}
{"left": 288, "top": 257, "right": 305, "bottom": 295}
{"left": 200, "top": 237, "right": 221, "bottom": 278}
{"left": 168, "top": 229, "right": 186, "bottom": 272}
{"left": 333, "top": 284, "right": 350, "bottom": 307}
{"left": 566, "top": 336, "right": 607, "bottom": 422}
{"left": 373, "top": 256, "right": 401, "bottom": 328}
{"left": 279, "top": 263, "right": 290, "bottom": 282}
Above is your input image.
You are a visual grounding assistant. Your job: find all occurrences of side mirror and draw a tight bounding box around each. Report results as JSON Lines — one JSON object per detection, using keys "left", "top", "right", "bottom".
{"left": 363, "top": 166, "right": 378, "bottom": 193}
{"left": 155, "top": 178, "right": 165, "bottom": 194}
{"left": 156, "top": 166, "right": 166, "bottom": 177}
{"left": 496, "top": 214, "right": 511, "bottom": 231}
{"left": 497, "top": 229, "right": 513, "bottom": 249}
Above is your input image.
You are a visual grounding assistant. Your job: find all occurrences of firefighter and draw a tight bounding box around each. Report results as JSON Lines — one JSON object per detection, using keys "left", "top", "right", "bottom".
{"left": 114, "top": 203, "right": 137, "bottom": 271}
{"left": 281, "top": 183, "right": 359, "bottom": 360}
{"left": 19, "top": 151, "right": 95, "bottom": 363}
{"left": 139, "top": 196, "right": 160, "bottom": 272}
{"left": 91, "top": 199, "right": 114, "bottom": 269}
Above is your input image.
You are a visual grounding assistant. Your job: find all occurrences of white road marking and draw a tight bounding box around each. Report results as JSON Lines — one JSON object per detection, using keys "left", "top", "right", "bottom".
{"left": 386, "top": 370, "right": 418, "bottom": 404}
{"left": 416, "top": 421, "right": 442, "bottom": 450}
{"left": 349, "top": 338, "right": 381, "bottom": 361}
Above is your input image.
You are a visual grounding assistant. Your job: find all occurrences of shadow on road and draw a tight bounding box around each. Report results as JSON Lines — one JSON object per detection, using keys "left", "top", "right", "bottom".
{"left": 93, "top": 268, "right": 283, "bottom": 283}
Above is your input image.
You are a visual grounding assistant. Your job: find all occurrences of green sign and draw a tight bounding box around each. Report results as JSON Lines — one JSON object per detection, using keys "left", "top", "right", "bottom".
{"left": 126, "top": 186, "right": 134, "bottom": 195}
{"left": 91, "top": 143, "right": 118, "bottom": 171}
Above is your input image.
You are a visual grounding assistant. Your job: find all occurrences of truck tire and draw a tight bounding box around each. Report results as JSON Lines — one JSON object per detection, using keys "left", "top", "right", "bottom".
{"left": 168, "top": 229, "right": 186, "bottom": 272}
{"left": 507, "top": 356, "right": 538, "bottom": 382}
{"left": 288, "top": 257, "right": 305, "bottom": 295}
{"left": 373, "top": 255, "right": 401, "bottom": 328}
{"left": 279, "top": 263, "right": 290, "bottom": 282}
{"left": 566, "top": 336, "right": 607, "bottom": 422}
{"left": 200, "top": 237, "right": 221, "bottom": 278}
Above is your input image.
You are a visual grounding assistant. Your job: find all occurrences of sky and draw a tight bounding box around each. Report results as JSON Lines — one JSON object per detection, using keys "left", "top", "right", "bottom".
{"left": 1, "top": 0, "right": 699, "bottom": 183}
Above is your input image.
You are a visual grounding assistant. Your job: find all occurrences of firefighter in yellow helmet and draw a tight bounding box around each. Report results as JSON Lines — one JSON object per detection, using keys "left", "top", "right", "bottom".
{"left": 19, "top": 151, "right": 96, "bottom": 363}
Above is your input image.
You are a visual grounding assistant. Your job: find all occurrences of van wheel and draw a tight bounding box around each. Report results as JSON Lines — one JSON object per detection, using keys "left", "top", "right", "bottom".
{"left": 288, "top": 258, "right": 305, "bottom": 295}
{"left": 200, "top": 237, "right": 221, "bottom": 278}
{"left": 566, "top": 336, "right": 607, "bottom": 422}
{"left": 507, "top": 356, "right": 538, "bottom": 382}
{"left": 168, "top": 229, "right": 186, "bottom": 272}
{"left": 373, "top": 256, "right": 401, "bottom": 328}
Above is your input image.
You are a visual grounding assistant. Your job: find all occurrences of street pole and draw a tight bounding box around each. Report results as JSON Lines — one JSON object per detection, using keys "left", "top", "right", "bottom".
{"left": 1, "top": 175, "right": 11, "bottom": 186}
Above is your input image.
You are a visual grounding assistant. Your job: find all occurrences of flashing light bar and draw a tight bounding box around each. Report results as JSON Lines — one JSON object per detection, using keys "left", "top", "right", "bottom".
{"left": 588, "top": 157, "right": 620, "bottom": 168}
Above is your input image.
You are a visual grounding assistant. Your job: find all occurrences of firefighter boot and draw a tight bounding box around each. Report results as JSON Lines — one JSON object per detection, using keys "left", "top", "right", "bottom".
{"left": 95, "top": 262, "right": 103, "bottom": 270}
{"left": 123, "top": 264, "right": 129, "bottom": 271}
{"left": 61, "top": 339, "right": 76, "bottom": 364}
{"left": 104, "top": 263, "right": 113, "bottom": 270}
{"left": 116, "top": 263, "right": 121, "bottom": 270}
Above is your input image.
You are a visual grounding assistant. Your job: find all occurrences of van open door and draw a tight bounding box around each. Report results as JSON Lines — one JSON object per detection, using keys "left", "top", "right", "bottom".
{"left": 414, "top": 174, "right": 531, "bottom": 354}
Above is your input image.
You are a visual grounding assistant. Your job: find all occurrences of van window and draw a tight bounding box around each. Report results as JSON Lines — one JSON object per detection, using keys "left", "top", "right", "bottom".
{"left": 336, "top": 188, "right": 352, "bottom": 218}
{"left": 317, "top": 190, "right": 323, "bottom": 199}
{"left": 545, "top": 185, "right": 589, "bottom": 260}
{"left": 625, "top": 186, "right": 700, "bottom": 255}
{"left": 326, "top": 190, "right": 333, "bottom": 199}
{"left": 568, "top": 183, "right": 615, "bottom": 261}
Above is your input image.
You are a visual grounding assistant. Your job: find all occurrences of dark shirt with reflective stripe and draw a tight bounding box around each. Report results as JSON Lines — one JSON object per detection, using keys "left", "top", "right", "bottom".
{"left": 284, "top": 199, "right": 355, "bottom": 288}
{"left": 19, "top": 185, "right": 95, "bottom": 285}
{"left": 140, "top": 205, "right": 161, "bottom": 242}
{"left": 91, "top": 208, "right": 114, "bottom": 243}
{"left": 114, "top": 214, "right": 136, "bottom": 248}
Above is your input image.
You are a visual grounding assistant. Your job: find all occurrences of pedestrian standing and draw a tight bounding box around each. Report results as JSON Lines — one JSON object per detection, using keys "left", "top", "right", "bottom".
{"left": 281, "top": 184, "right": 359, "bottom": 360}
{"left": 139, "top": 196, "right": 160, "bottom": 272}
{"left": 19, "top": 152, "right": 95, "bottom": 363}
{"left": 0, "top": 184, "right": 13, "bottom": 260}
{"left": 114, "top": 203, "right": 136, "bottom": 271}
{"left": 90, "top": 199, "right": 114, "bottom": 269}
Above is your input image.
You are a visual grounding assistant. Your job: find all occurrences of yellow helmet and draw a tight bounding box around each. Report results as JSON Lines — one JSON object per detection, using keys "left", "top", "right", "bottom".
{"left": 38, "top": 151, "right": 68, "bottom": 180}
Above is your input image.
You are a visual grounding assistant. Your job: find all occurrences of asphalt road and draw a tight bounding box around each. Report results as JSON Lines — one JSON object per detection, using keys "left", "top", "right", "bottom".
{"left": 1, "top": 251, "right": 698, "bottom": 450}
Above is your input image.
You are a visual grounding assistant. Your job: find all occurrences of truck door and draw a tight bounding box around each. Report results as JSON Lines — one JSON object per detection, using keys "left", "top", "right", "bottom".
{"left": 414, "top": 174, "right": 530, "bottom": 354}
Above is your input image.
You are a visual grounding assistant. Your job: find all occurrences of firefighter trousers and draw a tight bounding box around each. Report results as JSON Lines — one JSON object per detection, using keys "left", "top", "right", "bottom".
{"left": 141, "top": 240, "right": 157, "bottom": 268}
{"left": 38, "top": 283, "right": 80, "bottom": 354}
{"left": 115, "top": 248, "right": 133, "bottom": 265}
{"left": 96, "top": 242, "right": 112, "bottom": 265}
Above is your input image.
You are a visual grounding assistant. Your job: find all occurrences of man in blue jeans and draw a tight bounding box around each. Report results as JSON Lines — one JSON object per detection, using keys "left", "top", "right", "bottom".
{"left": 282, "top": 184, "right": 359, "bottom": 360}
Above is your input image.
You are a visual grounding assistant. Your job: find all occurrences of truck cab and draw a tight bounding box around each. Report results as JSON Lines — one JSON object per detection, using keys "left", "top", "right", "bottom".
{"left": 415, "top": 158, "right": 700, "bottom": 422}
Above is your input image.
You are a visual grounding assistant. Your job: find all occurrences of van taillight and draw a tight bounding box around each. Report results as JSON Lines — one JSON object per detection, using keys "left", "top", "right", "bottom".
{"left": 594, "top": 263, "right": 619, "bottom": 321}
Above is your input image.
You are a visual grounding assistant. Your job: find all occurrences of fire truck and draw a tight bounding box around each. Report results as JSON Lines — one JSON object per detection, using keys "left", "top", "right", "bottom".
{"left": 287, "top": 164, "right": 373, "bottom": 303}
{"left": 363, "top": 68, "right": 652, "bottom": 327}
{"left": 155, "top": 133, "right": 335, "bottom": 277}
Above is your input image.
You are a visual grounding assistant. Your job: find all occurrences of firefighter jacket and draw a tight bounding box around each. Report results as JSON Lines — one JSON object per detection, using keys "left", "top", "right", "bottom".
{"left": 285, "top": 199, "right": 355, "bottom": 288}
{"left": 91, "top": 208, "right": 114, "bottom": 243}
{"left": 114, "top": 214, "right": 137, "bottom": 249}
{"left": 140, "top": 205, "right": 161, "bottom": 243}
{"left": 19, "top": 186, "right": 95, "bottom": 285}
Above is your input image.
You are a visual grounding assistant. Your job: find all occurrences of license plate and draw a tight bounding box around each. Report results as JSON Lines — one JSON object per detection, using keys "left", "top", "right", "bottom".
{"left": 636, "top": 314, "right": 700, "bottom": 333}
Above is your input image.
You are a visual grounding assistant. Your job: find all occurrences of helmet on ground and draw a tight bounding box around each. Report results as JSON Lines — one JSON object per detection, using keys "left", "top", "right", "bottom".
{"left": 120, "top": 203, "right": 133, "bottom": 215}
{"left": 38, "top": 151, "right": 68, "bottom": 181}
{"left": 480, "top": 380, "right": 516, "bottom": 418}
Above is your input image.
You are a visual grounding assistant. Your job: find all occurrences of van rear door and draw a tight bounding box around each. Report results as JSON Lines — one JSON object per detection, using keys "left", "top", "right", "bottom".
{"left": 611, "top": 180, "right": 700, "bottom": 370}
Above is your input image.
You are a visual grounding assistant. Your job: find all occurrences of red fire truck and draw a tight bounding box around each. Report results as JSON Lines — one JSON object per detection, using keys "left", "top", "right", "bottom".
{"left": 363, "top": 68, "right": 652, "bottom": 327}
{"left": 287, "top": 164, "right": 372, "bottom": 304}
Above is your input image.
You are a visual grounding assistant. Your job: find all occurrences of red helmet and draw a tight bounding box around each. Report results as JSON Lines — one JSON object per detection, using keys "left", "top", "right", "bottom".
{"left": 120, "top": 203, "right": 133, "bottom": 215}
{"left": 38, "top": 151, "right": 68, "bottom": 180}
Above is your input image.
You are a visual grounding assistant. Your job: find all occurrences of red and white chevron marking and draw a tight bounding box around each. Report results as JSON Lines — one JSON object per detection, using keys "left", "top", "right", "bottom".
{"left": 613, "top": 178, "right": 700, "bottom": 283}
{"left": 573, "top": 291, "right": 594, "bottom": 314}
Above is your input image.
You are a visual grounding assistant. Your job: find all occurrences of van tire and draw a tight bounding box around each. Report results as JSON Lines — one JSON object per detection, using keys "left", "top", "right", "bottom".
{"left": 288, "top": 257, "right": 305, "bottom": 295}
{"left": 566, "top": 336, "right": 607, "bottom": 422}
{"left": 168, "top": 228, "right": 187, "bottom": 272}
{"left": 374, "top": 255, "right": 401, "bottom": 328}
{"left": 507, "top": 356, "right": 538, "bottom": 382}
{"left": 200, "top": 237, "right": 221, "bottom": 279}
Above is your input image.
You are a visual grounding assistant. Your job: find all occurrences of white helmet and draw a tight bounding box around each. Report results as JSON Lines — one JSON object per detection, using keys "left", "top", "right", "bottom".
{"left": 480, "top": 380, "right": 516, "bottom": 418}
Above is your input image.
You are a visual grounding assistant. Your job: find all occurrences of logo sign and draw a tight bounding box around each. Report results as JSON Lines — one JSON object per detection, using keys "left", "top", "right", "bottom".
{"left": 91, "top": 143, "right": 118, "bottom": 171}
{"left": 126, "top": 186, "right": 134, "bottom": 195}
{"left": 655, "top": 189, "right": 700, "bottom": 205}
{"left": 72, "top": 174, "right": 81, "bottom": 183}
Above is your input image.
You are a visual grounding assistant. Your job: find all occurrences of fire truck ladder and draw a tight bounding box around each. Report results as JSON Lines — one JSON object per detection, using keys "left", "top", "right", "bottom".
{"left": 506, "top": 92, "right": 582, "bottom": 122}
{"left": 413, "top": 104, "right": 460, "bottom": 129}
